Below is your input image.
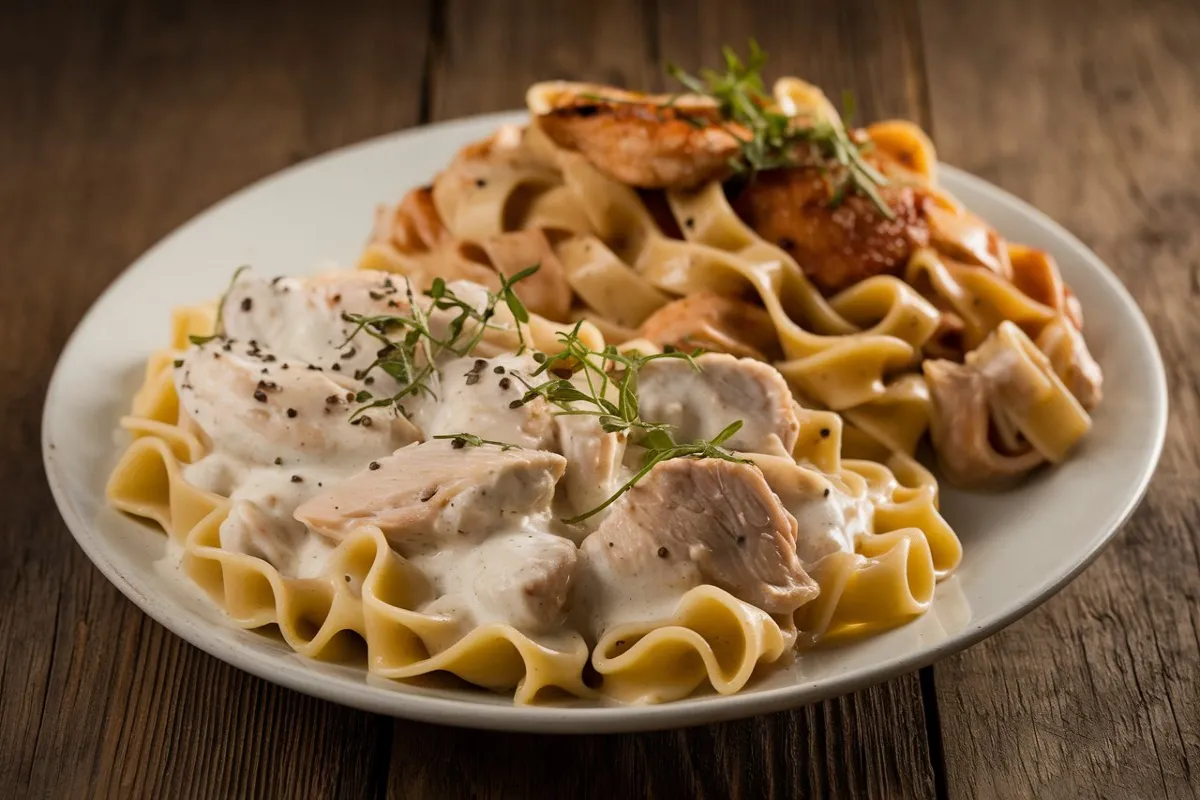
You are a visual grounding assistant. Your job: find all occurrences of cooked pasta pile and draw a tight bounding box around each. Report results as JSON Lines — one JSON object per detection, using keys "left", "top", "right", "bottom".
{"left": 106, "top": 64, "right": 1100, "bottom": 706}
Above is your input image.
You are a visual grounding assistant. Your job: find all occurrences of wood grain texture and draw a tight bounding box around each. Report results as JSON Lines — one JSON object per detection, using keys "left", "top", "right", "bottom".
{"left": 384, "top": 2, "right": 940, "bottom": 798}
{"left": 919, "top": 0, "right": 1200, "bottom": 798}
{"left": 0, "top": 1, "right": 427, "bottom": 797}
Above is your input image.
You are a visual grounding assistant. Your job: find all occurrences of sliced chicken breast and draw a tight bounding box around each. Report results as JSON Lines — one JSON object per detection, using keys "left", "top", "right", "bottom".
{"left": 410, "top": 353, "right": 556, "bottom": 450}
{"left": 748, "top": 454, "right": 870, "bottom": 565}
{"left": 554, "top": 414, "right": 628, "bottom": 529}
{"left": 223, "top": 270, "right": 412, "bottom": 376}
{"left": 176, "top": 340, "right": 420, "bottom": 468}
{"left": 423, "top": 531, "right": 578, "bottom": 633}
{"left": 581, "top": 457, "right": 819, "bottom": 616}
{"left": 636, "top": 353, "right": 800, "bottom": 457}
{"left": 294, "top": 439, "right": 567, "bottom": 551}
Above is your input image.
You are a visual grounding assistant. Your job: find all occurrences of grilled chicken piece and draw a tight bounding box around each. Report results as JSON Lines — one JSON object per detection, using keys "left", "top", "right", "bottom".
{"left": 748, "top": 454, "right": 869, "bottom": 566}
{"left": 528, "top": 81, "right": 745, "bottom": 190}
{"left": 638, "top": 293, "right": 781, "bottom": 361}
{"left": 581, "top": 457, "right": 819, "bottom": 616}
{"left": 554, "top": 414, "right": 627, "bottom": 529}
{"left": 294, "top": 440, "right": 567, "bottom": 550}
{"left": 410, "top": 353, "right": 557, "bottom": 450}
{"left": 426, "top": 532, "right": 579, "bottom": 633}
{"left": 636, "top": 353, "right": 800, "bottom": 457}
{"left": 176, "top": 340, "right": 419, "bottom": 467}
{"left": 222, "top": 270, "right": 410, "bottom": 376}
{"left": 729, "top": 165, "right": 930, "bottom": 295}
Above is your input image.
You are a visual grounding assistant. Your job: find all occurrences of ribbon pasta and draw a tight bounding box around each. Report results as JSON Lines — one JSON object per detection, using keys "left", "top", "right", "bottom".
{"left": 105, "top": 70, "right": 1101, "bottom": 705}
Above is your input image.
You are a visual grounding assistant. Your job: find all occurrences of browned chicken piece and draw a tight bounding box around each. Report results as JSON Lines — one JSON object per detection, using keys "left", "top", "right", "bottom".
{"left": 923, "top": 358, "right": 1046, "bottom": 487}
{"left": 1036, "top": 317, "right": 1103, "bottom": 411}
{"left": 581, "top": 457, "right": 819, "bottom": 616}
{"left": 383, "top": 184, "right": 451, "bottom": 252}
{"left": 372, "top": 187, "right": 573, "bottom": 322}
{"left": 638, "top": 292, "right": 782, "bottom": 361}
{"left": 636, "top": 352, "right": 800, "bottom": 457}
{"left": 294, "top": 440, "right": 567, "bottom": 551}
{"left": 533, "top": 84, "right": 744, "bottom": 190}
{"left": 730, "top": 165, "right": 930, "bottom": 295}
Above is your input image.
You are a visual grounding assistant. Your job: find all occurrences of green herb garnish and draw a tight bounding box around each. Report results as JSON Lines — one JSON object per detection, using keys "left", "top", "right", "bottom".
{"left": 433, "top": 433, "right": 521, "bottom": 451}
{"left": 562, "top": 420, "right": 749, "bottom": 524}
{"left": 341, "top": 266, "right": 541, "bottom": 419}
{"left": 189, "top": 265, "right": 250, "bottom": 346}
{"left": 501, "top": 322, "right": 748, "bottom": 522}
{"left": 667, "top": 40, "right": 893, "bottom": 217}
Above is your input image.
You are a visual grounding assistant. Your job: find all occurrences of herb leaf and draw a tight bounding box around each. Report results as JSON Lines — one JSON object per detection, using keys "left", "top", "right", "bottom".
{"left": 343, "top": 267, "right": 541, "bottom": 420}
{"left": 433, "top": 433, "right": 522, "bottom": 451}
{"left": 563, "top": 421, "right": 749, "bottom": 525}
{"left": 189, "top": 264, "right": 251, "bottom": 345}
{"left": 663, "top": 40, "right": 894, "bottom": 218}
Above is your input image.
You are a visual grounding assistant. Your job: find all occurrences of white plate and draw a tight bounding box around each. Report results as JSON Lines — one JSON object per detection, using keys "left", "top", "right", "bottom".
{"left": 42, "top": 111, "right": 1168, "bottom": 733}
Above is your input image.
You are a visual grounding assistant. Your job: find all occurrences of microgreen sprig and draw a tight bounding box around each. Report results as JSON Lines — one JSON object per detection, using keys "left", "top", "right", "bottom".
{"left": 342, "top": 266, "right": 540, "bottom": 419}
{"left": 562, "top": 419, "right": 749, "bottom": 524}
{"left": 433, "top": 433, "right": 521, "bottom": 451}
{"left": 189, "top": 265, "right": 251, "bottom": 346}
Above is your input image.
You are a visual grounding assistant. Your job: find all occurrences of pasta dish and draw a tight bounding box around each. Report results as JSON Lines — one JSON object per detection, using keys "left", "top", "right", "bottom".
{"left": 107, "top": 45, "right": 1101, "bottom": 705}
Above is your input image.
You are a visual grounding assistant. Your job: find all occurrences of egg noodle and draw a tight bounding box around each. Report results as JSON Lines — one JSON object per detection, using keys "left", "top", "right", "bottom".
{"left": 107, "top": 60, "right": 1099, "bottom": 705}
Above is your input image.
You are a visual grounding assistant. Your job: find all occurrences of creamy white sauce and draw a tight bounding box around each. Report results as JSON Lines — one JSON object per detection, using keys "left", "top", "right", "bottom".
{"left": 416, "top": 518, "right": 575, "bottom": 633}
{"left": 172, "top": 269, "right": 882, "bottom": 642}
{"left": 575, "top": 537, "right": 701, "bottom": 639}
{"left": 410, "top": 353, "right": 554, "bottom": 450}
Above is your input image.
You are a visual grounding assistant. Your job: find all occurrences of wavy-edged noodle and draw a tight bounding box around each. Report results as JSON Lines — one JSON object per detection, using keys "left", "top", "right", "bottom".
{"left": 1036, "top": 315, "right": 1103, "bottom": 410}
{"left": 795, "top": 529, "right": 934, "bottom": 644}
{"left": 789, "top": 406, "right": 846, "bottom": 475}
{"left": 925, "top": 321, "right": 1092, "bottom": 486}
{"left": 843, "top": 458, "right": 961, "bottom": 577}
{"left": 107, "top": 357, "right": 595, "bottom": 703}
{"left": 591, "top": 585, "right": 791, "bottom": 703}
{"left": 838, "top": 373, "right": 932, "bottom": 457}
{"left": 905, "top": 247, "right": 1058, "bottom": 354}
{"left": 791, "top": 459, "right": 956, "bottom": 642}
{"left": 863, "top": 120, "right": 939, "bottom": 184}
{"left": 469, "top": 228, "right": 574, "bottom": 321}
{"left": 553, "top": 234, "right": 671, "bottom": 327}
{"left": 1007, "top": 243, "right": 1087, "bottom": 330}
{"left": 432, "top": 124, "right": 562, "bottom": 242}
{"left": 639, "top": 293, "right": 781, "bottom": 361}
{"left": 358, "top": 190, "right": 500, "bottom": 290}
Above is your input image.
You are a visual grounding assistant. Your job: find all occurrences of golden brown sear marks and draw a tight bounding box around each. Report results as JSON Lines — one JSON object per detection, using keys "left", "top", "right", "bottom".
{"left": 730, "top": 166, "right": 930, "bottom": 295}
{"left": 537, "top": 99, "right": 743, "bottom": 190}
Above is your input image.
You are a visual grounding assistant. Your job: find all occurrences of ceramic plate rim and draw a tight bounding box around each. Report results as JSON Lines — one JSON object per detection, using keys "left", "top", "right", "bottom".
{"left": 42, "top": 111, "right": 1168, "bottom": 733}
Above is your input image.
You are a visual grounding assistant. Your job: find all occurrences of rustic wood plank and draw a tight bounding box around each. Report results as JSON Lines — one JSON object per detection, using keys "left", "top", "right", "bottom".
{"left": 0, "top": 1, "right": 430, "bottom": 796}
{"left": 918, "top": 0, "right": 1200, "bottom": 797}
{"left": 386, "top": 2, "right": 940, "bottom": 798}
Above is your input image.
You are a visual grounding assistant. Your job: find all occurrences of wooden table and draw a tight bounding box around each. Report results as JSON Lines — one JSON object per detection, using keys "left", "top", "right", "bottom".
{"left": 4, "top": 1, "right": 1198, "bottom": 797}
